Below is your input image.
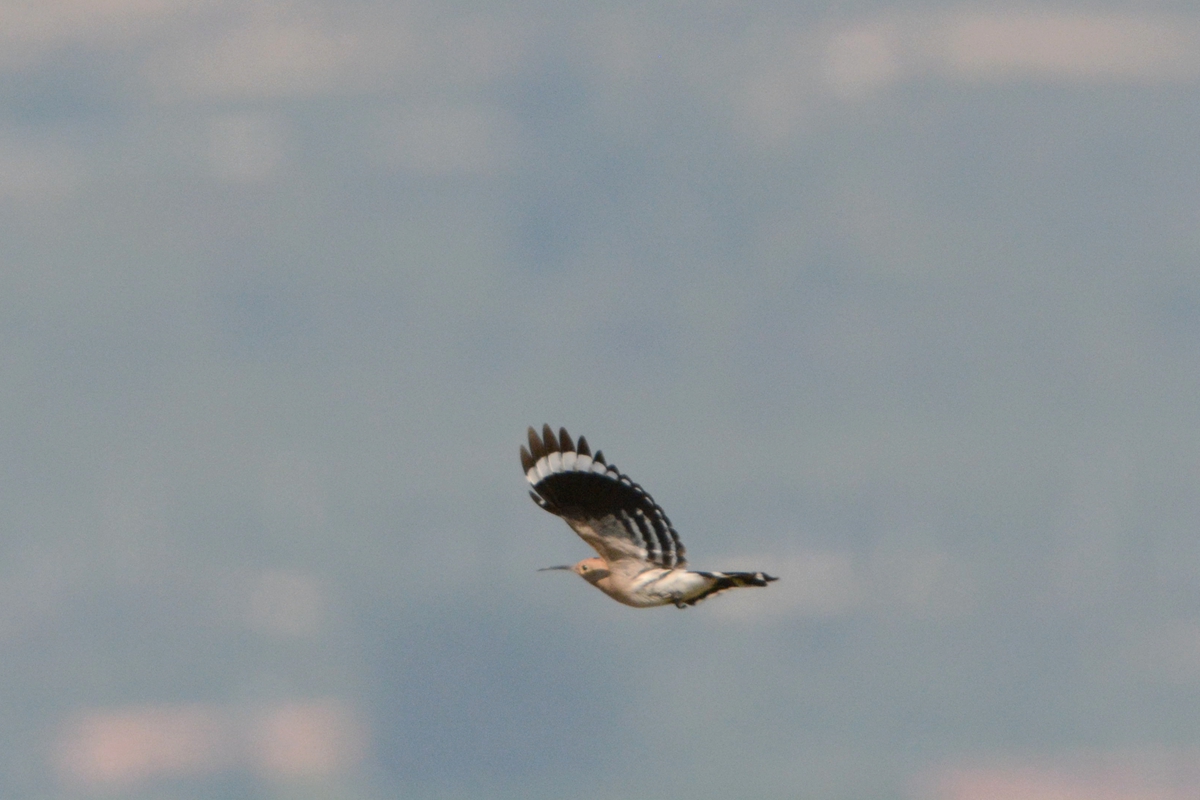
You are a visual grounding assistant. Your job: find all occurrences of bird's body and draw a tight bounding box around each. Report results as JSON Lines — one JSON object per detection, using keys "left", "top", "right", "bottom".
{"left": 568, "top": 557, "right": 765, "bottom": 608}
{"left": 521, "top": 425, "right": 777, "bottom": 608}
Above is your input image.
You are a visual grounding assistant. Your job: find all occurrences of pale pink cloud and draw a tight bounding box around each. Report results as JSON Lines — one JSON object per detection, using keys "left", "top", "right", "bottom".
{"left": 737, "top": 8, "right": 1200, "bottom": 146}
{"left": 923, "top": 750, "right": 1200, "bottom": 800}
{"left": 938, "top": 12, "right": 1200, "bottom": 82}
{"left": 56, "top": 704, "right": 233, "bottom": 786}
{"left": 145, "top": 3, "right": 525, "bottom": 101}
{"left": 56, "top": 699, "right": 366, "bottom": 788}
{"left": 153, "top": 12, "right": 365, "bottom": 99}
{"left": 250, "top": 700, "right": 367, "bottom": 778}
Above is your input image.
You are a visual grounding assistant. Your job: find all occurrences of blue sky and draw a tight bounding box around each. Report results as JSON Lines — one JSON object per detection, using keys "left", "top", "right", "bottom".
{"left": 3, "top": 1, "right": 1200, "bottom": 798}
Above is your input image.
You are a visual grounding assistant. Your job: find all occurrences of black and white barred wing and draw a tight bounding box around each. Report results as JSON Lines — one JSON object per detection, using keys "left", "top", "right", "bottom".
{"left": 520, "top": 425, "right": 687, "bottom": 569}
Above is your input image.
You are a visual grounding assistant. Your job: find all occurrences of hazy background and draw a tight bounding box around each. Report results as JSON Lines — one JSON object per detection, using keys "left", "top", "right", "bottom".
{"left": 3, "top": 0, "right": 1200, "bottom": 798}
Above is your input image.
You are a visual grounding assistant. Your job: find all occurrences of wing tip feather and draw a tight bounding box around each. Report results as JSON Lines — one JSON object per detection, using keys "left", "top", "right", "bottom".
{"left": 527, "top": 426, "right": 544, "bottom": 460}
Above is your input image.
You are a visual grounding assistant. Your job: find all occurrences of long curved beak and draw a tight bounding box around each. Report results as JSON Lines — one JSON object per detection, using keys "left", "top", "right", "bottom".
{"left": 538, "top": 565, "right": 573, "bottom": 572}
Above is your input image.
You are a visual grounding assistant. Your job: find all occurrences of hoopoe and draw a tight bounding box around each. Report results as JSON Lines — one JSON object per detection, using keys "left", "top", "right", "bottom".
{"left": 521, "top": 425, "right": 777, "bottom": 608}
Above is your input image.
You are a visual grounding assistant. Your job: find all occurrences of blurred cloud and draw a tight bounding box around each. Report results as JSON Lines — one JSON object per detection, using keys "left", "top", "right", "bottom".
{"left": 937, "top": 11, "right": 1200, "bottom": 82}
{"left": 250, "top": 701, "right": 367, "bottom": 779}
{"left": 56, "top": 700, "right": 365, "bottom": 787}
{"left": 150, "top": 7, "right": 367, "bottom": 100}
{"left": 143, "top": 2, "right": 524, "bottom": 101}
{"left": 57, "top": 704, "right": 232, "bottom": 787}
{"left": 923, "top": 749, "right": 1200, "bottom": 800}
{"left": 739, "top": 8, "right": 1200, "bottom": 142}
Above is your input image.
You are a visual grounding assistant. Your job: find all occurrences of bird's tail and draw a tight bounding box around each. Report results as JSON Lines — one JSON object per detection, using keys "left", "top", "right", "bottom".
{"left": 684, "top": 570, "right": 778, "bottom": 606}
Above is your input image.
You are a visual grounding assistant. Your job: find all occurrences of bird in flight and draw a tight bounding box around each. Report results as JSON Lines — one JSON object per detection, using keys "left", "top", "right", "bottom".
{"left": 521, "top": 425, "right": 777, "bottom": 608}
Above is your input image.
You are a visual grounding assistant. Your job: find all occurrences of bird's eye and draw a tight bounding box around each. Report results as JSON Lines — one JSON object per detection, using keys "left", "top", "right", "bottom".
{"left": 579, "top": 564, "right": 588, "bottom": 572}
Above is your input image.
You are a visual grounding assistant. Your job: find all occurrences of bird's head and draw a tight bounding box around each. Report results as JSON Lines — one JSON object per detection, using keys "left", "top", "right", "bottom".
{"left": 539, "top": 557, "right": 609, "bottom": 586}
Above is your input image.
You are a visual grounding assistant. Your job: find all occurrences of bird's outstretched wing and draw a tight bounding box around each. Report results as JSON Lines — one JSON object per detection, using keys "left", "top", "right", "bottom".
{"left": 521, "top": 425, "right": 687, "bottom": 569}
